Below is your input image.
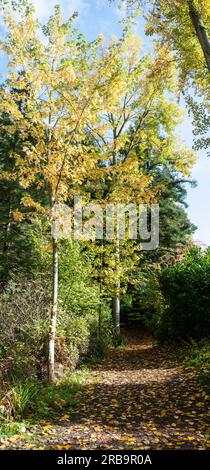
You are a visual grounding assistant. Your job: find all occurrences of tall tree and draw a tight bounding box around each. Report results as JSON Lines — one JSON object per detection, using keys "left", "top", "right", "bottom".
{"left": 145, "top": 170, "right": 197, "bottom": 259}
{"left": 0, "top": 4, "right": 120, "bottom": 381}
{"left": 111, "top": 0, "right": 210, "bottom": 153}
{"left": 0, "top": 110, "right": 37, "bottom": 283}
{"left": 113, "top": 0, "right": 210, "bottom": 78}
{"left": 86, "top": 34, "right": 196, "bottom": 337}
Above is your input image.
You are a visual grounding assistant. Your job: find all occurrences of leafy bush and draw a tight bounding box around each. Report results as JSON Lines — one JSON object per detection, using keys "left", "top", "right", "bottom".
{"left": 134, "top": 246, "right": 210, "bottom": 341}
{"left": 0, "top": 278, "right": 98, "bottom": 380}
{"left": 185, "top": 338, "right": 210, "bottom": 386}
{"left": 89, "top": 321, "right": 113, "bottom": 360}
{"left": 132, "top": 266, "right": 165, "bottom": 332}
{"left": 0, "top": 278, "right": 50, "bottom": 381}
{"left": 56, "top": 314, "right": 91, "bottom": 369}
{"left": 58, "top": 241, "right": 100, "bottom": 318}
{"left": 159, "top": 338, "right": 210, "bottom": 387}
{"left": 0, "top": 381, "right": 38, "bottom": 420}
{"left": 0, "top": 369, "right": 89, "bottom": 435}
{"left": 0, "top": 379, "right": 38, "bottom": 423}
{"left": 31, "top": 368, "right": 89, "bottom": 420}
{"left": 159, "top": 246, "right": 210, "bottom": 339}
{"left": 0, "top": 243, "right": 112, "bottom": 381}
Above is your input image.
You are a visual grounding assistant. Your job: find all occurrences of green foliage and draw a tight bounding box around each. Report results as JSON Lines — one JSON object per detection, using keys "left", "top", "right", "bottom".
{"left": 132, "top": 266, "right": 165, "bottom": 331}
{"left": 114, "top": 334, "right": 128, "bottom": 347}
{"left": 160, "top": 337, "right": 210, "bottom": 387}
{"left": 186, "top": 339, "right": 210, "bottom": 386}
{"left": 0, "top": 368, "right": 89, "bottom": 435}
{"left": 186, "top": 96, "right": 210, "bottom": 157}
{"left": 137, "top": 246, "right": 210, "bottom": 340}
{"left": 0, "top": 418, "right": 27, "bottom": 438}
{"left": 0, "top": 241, "right": 112, "bottom": 382}
{"left": 0, "top": 278, "right": 50, "bottom": 380}
{"left": 58, "top": 241, "right": 100, "bottom": 318}
{"left": 31, "top": 369, "right": 89, "bottom": 420}
{"left": 120, "top": 296, "right": 133, "bottom": 323}
{"left": 0, "top": 380, "right": 38, "bottom": 420}
{"left": 56, "top": 314, "right": 90, "bottom": 370}
{"left": 159, "top": 246, "right": 210, "bottom": 339}
{"left": 142, "top": 161, "right": 197, "bottom": 260}
{"left": 89, "top": 319, "right": 114, "bottom": 360}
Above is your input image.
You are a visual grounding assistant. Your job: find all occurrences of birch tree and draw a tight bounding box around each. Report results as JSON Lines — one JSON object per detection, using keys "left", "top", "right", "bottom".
{"left": 0, "top": 4, "right": 118, "bottom": 381}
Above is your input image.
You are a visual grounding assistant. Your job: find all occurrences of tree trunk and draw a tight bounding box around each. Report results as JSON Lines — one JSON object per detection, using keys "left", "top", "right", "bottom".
{"left": 112, "top": 239, "right": 121, "bottom": 339}
{"left": 111, "top": 134, "right": 121, "bottom": 339}
{"left": 98, "top": 296, "right": 102, "bottom": 336}
{"left": 189, "top": 0, "right": 210, "bottom": 72}
{"left": 0, "top": 204, "right": 12, "bottom": 289}
{"left": 112, "top": 280, "right": 121, "bottom": 339}
{"left": 98, "top": 240, "right": 104, "bottom": 336}
{"left": 48, "top": 237, "right": 58, "bottom": 383}
{"left": 98, "top": 268, "right": 103, "bottom": 336}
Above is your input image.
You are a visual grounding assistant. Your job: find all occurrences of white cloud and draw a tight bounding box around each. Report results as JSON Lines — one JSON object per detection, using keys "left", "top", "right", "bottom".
{"left": 114, "top": 0, "right": 128, "bottom": 19}
{"left": 31, "top": 0, "right": 89, "bottom": 22}
{"left": 30, "top": 0, "right": 55, "bottom": 20}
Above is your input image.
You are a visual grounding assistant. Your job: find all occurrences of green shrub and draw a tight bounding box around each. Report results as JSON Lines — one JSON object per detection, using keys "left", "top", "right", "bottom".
{"left": 31, "top": 368, "right": 89, "bottom": 419}
{"left": 0, "top": 263, "right": 110, "bottom": 382}
{"left": 58, "top": 241, "right": 100, "bottom": 318}
{"left": 160, "top": 338, "right": 210, "bottom": 387}
{"left": 120, "top": 296, "right": 133, "bottom": 323}
{"left": 56, "top": 314, "right": 90, "bottom": 369}
{"left": 159, "top": 246, "right": 210, "bottom": 339}
{"left": 132, "top": 266, "right": 165, "bottom": 333}
{"left": 88, "top": 306, "right": 113, "bottom": 360}
{"left": 0, "top": 369, "right": 90, "bottom": 434}
{"left": 186, "top": 338, "right": 210, "bottom": 386}
{"left": 0, "top": 278, "right": 50, "bottom": 380}
{"left": 0, "top": 380, "right": 38, "bottom": 420}
{"left": 134, "top": 246, "right": 210, "bottom": 341}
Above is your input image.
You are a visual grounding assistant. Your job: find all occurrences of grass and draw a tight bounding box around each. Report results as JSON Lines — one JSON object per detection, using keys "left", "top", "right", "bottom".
{"left": 159, "top": 337, "right": 210, "bottom": 387}
{"left": 185, "top": 338, "right": 210, "bottom": 387}
{"left": 0, "top": 419, "right": 27, "bottom": 438}
{"left": 31, "top": 367, "right": 89, "bottom": 420}
{"left": 0, "top": 366, "right": 90, "bottom": 437}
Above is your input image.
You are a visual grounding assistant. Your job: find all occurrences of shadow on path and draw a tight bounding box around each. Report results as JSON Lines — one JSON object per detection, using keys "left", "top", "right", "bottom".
{"left": 3, "top": 327, "right": 210, "bottom": 450}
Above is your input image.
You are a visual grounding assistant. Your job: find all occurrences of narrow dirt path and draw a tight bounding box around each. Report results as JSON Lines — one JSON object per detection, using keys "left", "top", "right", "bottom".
{"left": 2, "top": 328, "right": 210, "bottom": 449}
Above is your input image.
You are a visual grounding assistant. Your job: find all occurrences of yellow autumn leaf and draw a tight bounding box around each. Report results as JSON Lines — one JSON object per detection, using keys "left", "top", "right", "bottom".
{"left": 60, "top": 414, "right": 70, "bottom": 421}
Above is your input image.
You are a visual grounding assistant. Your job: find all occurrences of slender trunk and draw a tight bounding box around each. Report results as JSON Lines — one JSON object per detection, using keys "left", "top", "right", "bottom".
{"left": 188, "top": 0, "right": 210, "bottom": 72}
{"left": 112, "top": 279, "right": 121, "bottom": 339}
{"left": 111, "top": 133, "right": 121, "bottom": 339}
{"left": 112, "top": 239, "right": 121, "bottom": 339}
{"left": 48, "top": 237, "right": 58, "bottom": 383}
{"left": 98, "top": 240, "right": 103, "bottom": 335}
{"left": 0, "top": 204, "right": 12, "bottom": 289}
{"left": 98, "top": 287, "right": 102, "bottom": 336}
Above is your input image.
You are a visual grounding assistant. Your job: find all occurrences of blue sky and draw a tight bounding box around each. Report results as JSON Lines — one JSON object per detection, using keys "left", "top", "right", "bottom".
{"left": 1, "top": 0, "right": 210, "bottom": 245}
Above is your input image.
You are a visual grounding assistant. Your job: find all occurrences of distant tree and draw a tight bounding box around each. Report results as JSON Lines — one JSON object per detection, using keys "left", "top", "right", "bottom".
{"left": 111, "top": 0, "right": 210, "bottom": 151}
{"left": 112, "top": 0, "right": 210, "bottom": 77}
{"left": 0, "top": 110, "right": 37, "bottom": 283}
{"left": 86, "top": 34, "right": 196, "bottom": 337}
{"left": 150, "top": 171, "right": 197, "bottom": 255}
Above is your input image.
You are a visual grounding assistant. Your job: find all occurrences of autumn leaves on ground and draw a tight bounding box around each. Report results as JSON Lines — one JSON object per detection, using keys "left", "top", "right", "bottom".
{"left": 0, "top": 0, "right": 210, "bottom": 454}
{"left": 1, "top": 327, "right": 209, "bottom": 450}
